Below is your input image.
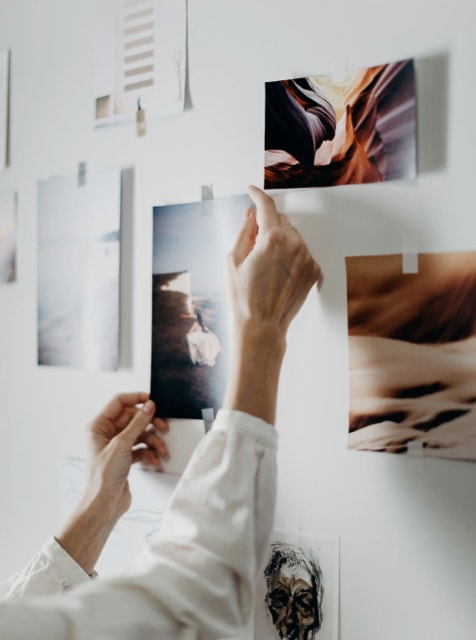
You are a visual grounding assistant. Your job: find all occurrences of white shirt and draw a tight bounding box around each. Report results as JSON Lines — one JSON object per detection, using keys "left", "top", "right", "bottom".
{"left": 0, "top": 409, "right": 278, "bottom": 639}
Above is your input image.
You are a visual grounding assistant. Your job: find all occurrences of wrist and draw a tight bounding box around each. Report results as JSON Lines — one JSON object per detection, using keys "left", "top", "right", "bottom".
{"left": 55, "top": 495, "right": 120, "bottom": 576}
{"left": 223, "top": 321, "right": 286, "bottom": 425}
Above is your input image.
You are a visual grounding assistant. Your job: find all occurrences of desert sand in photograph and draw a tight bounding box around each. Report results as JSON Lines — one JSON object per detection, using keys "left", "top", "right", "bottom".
{"left": 346, "top": 252, "right": 476, "bottom": 462}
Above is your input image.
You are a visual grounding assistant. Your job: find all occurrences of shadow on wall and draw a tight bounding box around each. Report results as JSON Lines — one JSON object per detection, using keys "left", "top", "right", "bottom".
{"left": 415, "top": 51, "right": 450, "bottom": 175}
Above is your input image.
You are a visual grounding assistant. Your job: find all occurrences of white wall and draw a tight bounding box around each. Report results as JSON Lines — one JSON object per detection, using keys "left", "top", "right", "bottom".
{"left": 0, "top": 0, "right": 475, "bottom": 638}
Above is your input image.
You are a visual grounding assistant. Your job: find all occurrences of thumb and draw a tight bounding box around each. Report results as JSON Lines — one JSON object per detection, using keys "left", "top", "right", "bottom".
{"left": 118, "top": 400, "right": 156, "bottom": 448}
{"left": 230, "top": 207, "right": 258, "bottom": 265}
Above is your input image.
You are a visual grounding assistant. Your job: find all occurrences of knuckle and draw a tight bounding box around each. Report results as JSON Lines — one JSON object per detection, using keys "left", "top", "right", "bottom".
{"left": 266, "top": 228, "right": 286, "bottom": 246}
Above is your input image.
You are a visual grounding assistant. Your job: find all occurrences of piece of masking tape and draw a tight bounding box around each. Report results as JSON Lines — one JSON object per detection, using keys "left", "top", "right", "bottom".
{"left": 406, "top": 440, "right": 424, "bottom": 456}
{"left": 201, "top": 184, "right": 214, "bottom": 216}
{"left": 402, "top": 235, "right": 419, "bottom": 274}
{"left": 331, "top": 56, "right": 347, "bottom": 84}
{"left": 201, "top": 407, "right": 215, "bottom": 433}
{"left": 136, "top": 98, "right": 146, "bottom": 137}
{"left": 78, "top": 162, "right": 87, "bottom": 187}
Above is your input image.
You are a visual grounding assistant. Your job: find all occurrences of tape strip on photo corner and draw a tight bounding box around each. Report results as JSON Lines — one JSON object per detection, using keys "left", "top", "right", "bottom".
{"left": 78, "top": 162, "right": 87, "bottom": 187}
{"left": 201, "top": 184, "right": 214, "bottom": 216}
{"left": 201, "top": 407, "right": 215, "bottom": 433}
{"left": 402, "top": 235, "right": 419, "bottom": 274}
{"left": 136, "top": 98, "right": 146, "bottom": 137}
{"left": 331, "top": 57, "right": 347, "bottom": 84}
{"left": 406, "top": 440, "right": 424, "bottom": 456}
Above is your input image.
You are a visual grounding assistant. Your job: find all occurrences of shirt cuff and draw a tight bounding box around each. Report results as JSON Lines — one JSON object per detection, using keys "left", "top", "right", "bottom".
{"left": 43, "top": 538, "right": 95, "bottom": 587}
{"left": 212, "top": 409, "right": 278, "bottom": 450}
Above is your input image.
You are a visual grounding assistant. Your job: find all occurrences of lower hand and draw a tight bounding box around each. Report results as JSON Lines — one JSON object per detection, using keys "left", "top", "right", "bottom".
{"left": 84, "top": 392, "right": 169, "bottom": 519}
{"left": 55, "top": 393, "right": 169, "bottom": 575}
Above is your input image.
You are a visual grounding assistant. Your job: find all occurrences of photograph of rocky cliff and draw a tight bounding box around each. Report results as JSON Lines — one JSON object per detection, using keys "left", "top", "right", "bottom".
{"left": 265, "top": 58, "right": 417, "bottom": 189}
{"left": 346, "top": 252, "right": 476, "bottom": 462}
{"left": 151, "top": 194, "right": 249, "bottom": 419}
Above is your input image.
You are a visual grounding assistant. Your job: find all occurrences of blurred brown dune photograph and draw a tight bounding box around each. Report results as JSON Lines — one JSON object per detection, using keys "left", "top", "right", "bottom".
{"left": 151, "top": 195, "right": 248, "bottom": 419}
{"left": 265, "top": 58, "right": 417, "bottom": 189}
{"left": 346, "top": 252, "right": 476, "bottom": 462}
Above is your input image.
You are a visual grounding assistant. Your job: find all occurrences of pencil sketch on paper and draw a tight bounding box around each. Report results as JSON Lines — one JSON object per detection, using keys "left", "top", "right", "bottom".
{"left": 0, "top": 192, "right": 16, "bottom": 283}
{"left": 58, "top": 458, "right": 179, "bottom": 576}
{"left": 94, "top": 0, "right": 187, "bottom": 127}
{"left": 346, "top": 251, "right": 476, "bottom": 462}
{"left": 265, "top": 58, "right": 416, "bottom": 189}
{"left": 254, "top": 534, "right": 339, "bottom": 639}
{"left": 37, "top": 169, "right": 122, "bottom": 370}
{"left": 151, "top": 194, "right": 249, "bottom": 419}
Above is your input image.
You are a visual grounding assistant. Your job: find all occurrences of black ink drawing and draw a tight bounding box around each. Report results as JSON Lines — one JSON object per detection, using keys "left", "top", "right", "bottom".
{"left": 255, "top": 534, "right": 339, "bottom": 639}
{"left": 264, "top": 542, "right": 323, "bottom": 639}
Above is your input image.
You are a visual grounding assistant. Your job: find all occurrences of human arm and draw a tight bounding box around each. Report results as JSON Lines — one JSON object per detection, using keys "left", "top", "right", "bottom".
{"left": 0, "top": 410, "right": 278, "bottom": 639}
{"left": 0, "top": 393, "right": 169, "bottom": 599}
{"left": 0, "top": 187, "right": 320, "bottom": 638}
{"left": 224, "top": 185, "right": 321, "bottom": 424}
{"left": 54, "top": 392, "right": 169, "bottom": 577}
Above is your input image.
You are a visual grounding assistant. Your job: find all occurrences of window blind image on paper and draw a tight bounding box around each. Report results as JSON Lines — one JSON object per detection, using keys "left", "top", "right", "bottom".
{"left": 264, "top": 58, "right": 417, "bottom": 189}
{"left": 37, "top": 170, "right": 122, "bottom": 370}
{"left": 346, "top": 252, "right": 476, "bottom": 462}
{"left": 151, "top": 195, "right": 249, "bottom": 419}
{"left": 94, "top": 0, "right": 186, "bottom": 126}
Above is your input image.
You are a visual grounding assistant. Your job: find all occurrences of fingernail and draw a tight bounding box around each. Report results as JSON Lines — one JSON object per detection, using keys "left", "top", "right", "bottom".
{"left": 141, "top": 400, "right": 154, "bottom": 415}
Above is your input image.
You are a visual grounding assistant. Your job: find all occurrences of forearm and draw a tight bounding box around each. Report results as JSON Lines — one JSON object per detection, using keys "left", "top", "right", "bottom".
{"left": 223, "top": 322, "right": 286, "bottom": 425}
{"left": 55, "top": 497, "right": 120, "bottom": 577}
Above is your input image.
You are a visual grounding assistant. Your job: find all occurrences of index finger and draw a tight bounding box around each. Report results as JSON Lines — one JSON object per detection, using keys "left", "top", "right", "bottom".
{"left": 248, "top": 185, "right": 279, "bottom": 231}
{"left": 100, "top": 392, "right": 150, "bottom": 421}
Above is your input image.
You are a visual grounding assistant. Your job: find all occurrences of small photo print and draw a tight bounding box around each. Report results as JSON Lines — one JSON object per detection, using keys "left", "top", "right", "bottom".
{"left": 151, "top": 194, "right": 249, "bottom": 419}
{"left": 0, "top": 191, "right": 16, "bottom": 283}
{"left": 346, "top": 252, "right": 476, "bottom": 462}
{"left": 265, "top": 58, "right": 417, "bottom": 189}
{"left": 37, "top": 169, "right": 122, "bottom": 370}
{"left": 254, "top": 533, "right": 339, "bottom": 640}
{"left": 0, "top": 49, "right": 9, "bottom": 171}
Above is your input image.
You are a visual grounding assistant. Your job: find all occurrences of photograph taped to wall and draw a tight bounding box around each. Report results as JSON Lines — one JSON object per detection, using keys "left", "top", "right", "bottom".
{"left": 254, "top": 532, "right": 339, "bottom": 640}
{"left": 346, "top": 252, "right": 476, "bottom": 462}
{"left": 94, "top": 0, "right": 186, "bottom": 127}
{"left": 0, "top": 191, "right": 16, "bottom": 283}
{"left": 37, "top": 169, "right": 122, "bottom": 370}
{"left": 0, "top": 49, "right": 10, "bottom": 170}
{"left": 265, "top": 58, "right": 417, "bottom": 189}
{"left": 151, "top": 194, "right": 249, "bottom": 419}
{"left": 59, "top": 458, "right": 179, "bottom": 576}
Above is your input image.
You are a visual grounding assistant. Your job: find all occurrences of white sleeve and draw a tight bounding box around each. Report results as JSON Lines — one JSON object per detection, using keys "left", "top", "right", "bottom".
{"left": 0, "top": 538, "right": 92, "bottom": 600}
{"left": 0, "top": 409, "right": 278, "bottom": 640}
